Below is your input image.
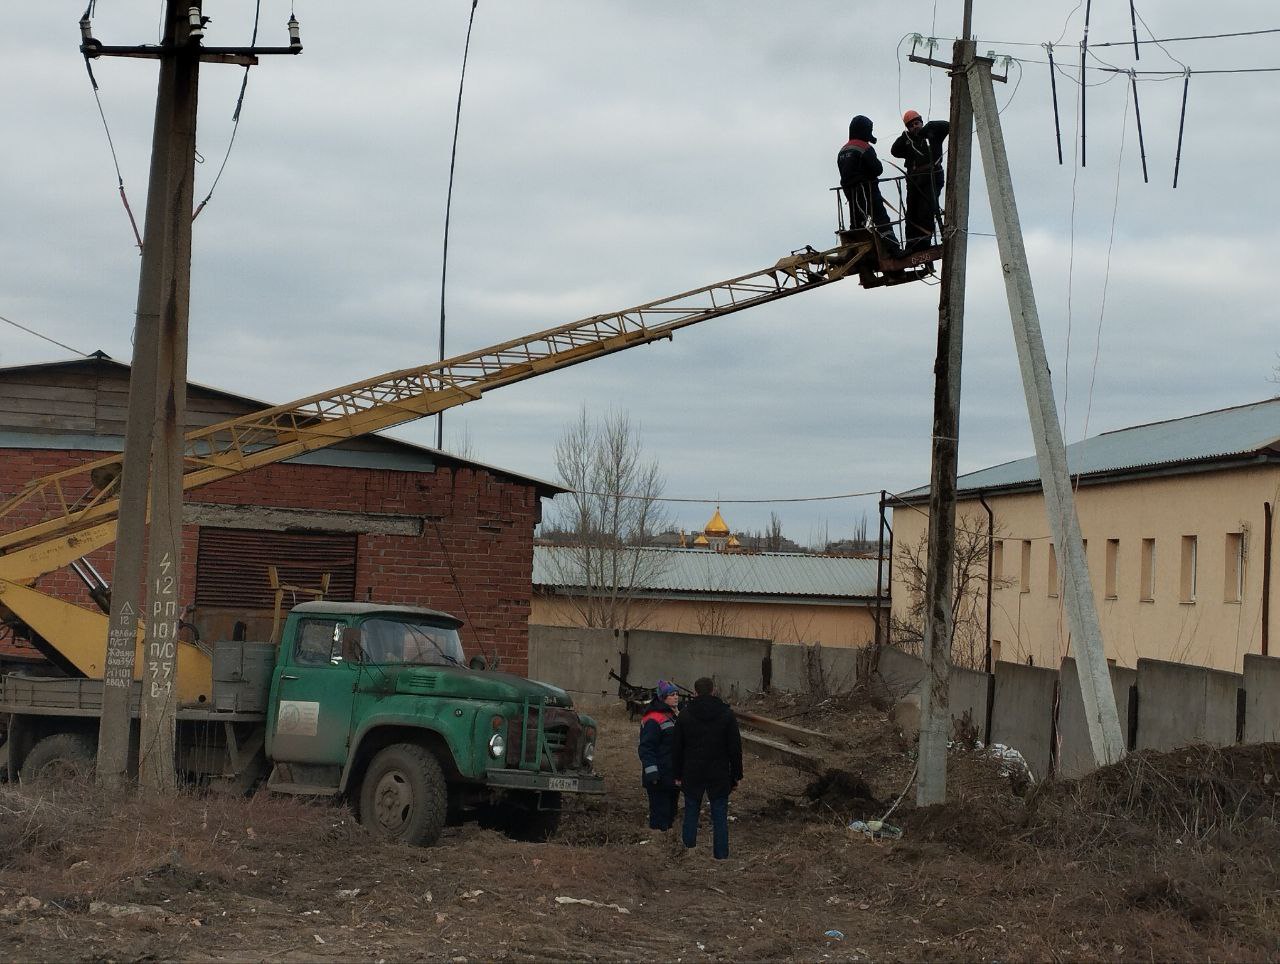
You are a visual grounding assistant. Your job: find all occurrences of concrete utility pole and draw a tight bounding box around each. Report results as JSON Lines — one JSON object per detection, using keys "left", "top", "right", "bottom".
{"left": 966, "top": 59, "right": 1125, "bottom": 766}
{"left": 97, "top": 1, "right": 201, "bottom": 791}
{"left": 916, "top": 19, "right": 976, "bottom": 807}
{"left": 91, "top": 3, "right": 301, "bottom": 789}
{"left": 911, "top": 1, "right": 1125, "bottom": 797}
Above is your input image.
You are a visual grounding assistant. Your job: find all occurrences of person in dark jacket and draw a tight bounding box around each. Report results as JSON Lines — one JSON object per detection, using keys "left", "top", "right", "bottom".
{"left": 671, "top": 676, "right": 743, "bottom": 859}
{"left": 837, "top": 114, "right": 900, "bottom": 256}
{"left": 890, "top": 109, "right": 950, "bottom": 253}
{"left": 637, "top": 679, "right": 681, "bottom": 831}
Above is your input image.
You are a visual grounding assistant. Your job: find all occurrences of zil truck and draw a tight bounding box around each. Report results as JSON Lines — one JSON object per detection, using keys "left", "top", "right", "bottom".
{"left": 1, "top": 600, "right": 601, "bottom": 845}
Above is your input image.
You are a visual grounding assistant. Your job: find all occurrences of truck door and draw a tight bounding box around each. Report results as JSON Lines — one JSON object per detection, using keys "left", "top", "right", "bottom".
{"left": 267, "top": 616, "right": 357, "bottom": 765}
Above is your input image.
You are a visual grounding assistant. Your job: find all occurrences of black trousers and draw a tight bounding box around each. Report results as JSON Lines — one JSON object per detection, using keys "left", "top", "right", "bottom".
{"left": 646, "top": 785, "right": 679, "bottom": 830}
{"left": 904, "top": 168, "right": 944, "bottom": 251}
{"left": 843, "top": 182, "right": 898, "bottom": 251}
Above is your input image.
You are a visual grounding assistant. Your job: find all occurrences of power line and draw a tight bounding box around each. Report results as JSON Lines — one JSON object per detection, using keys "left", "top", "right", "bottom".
{"left": 437, "top": 0, "right": 480, "bottom": 451}
{"left": 937, "top": 27, "right": 1280, "bottom": 49}
{"left": 0, "top": 313, "right": 91, "bottom": 357}
{"left": 193, "top": 0, "right": 263, "bottom": 221}
{"left": 569, "top": 488, "right": 884, "bottom": 505}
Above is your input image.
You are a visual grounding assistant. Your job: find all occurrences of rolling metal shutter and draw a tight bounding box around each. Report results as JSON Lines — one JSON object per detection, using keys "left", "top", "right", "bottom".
{"left": 195, "top": 528, "right": 358, "bottom": 608}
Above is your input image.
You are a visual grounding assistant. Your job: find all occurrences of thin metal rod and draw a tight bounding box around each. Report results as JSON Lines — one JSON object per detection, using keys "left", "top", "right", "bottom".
{"left": 1173, "top": 71, "right": 1190, "bottom": 188}
{"left": 1048, "top": 44, "right": 1063, "bottom": 165}
{"left": 1129, "top": 0, "right": 1140, "bottom": 60}
{"left": 1130, "top": 72, "right": 1148, "bottom": 183}
{"left": 1081, "top": 0, "right": 1092, "bottom": 167}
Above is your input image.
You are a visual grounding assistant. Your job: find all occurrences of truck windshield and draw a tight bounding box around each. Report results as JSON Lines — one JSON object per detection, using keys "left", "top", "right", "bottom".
{"left": 359, "top": 617, "right": 465, "bottom": 667}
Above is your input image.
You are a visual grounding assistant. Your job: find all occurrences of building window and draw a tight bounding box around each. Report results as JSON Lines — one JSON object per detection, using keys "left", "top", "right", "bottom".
{"left": 1105, "top": 539, "right": 1119, "bottom": 599}
{"left": 991, "top": 639, "right": 1002, "bottom": 665}
{"left": 993, "top": 540, "right": 1005, "bottom": 587}
{"left": 1225, "top": 532, "right": 1244, "bottom": 603}
{"left": 1020, "top": 540, "right": 1032, "bottom": 593}
{"left": 1180, "top": 535, "right": 1198, "bottom": 603}
{"left": 1140, "top": 538, "right": 1156, "bottom": 602}
{"left": 1047, "top": 544, "right": 1058, "bottom": 598}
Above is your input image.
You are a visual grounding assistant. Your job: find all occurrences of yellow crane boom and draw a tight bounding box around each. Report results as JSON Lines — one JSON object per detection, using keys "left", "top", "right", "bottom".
{"left": 0, "top": 240, "right": 872, "bottom": 584}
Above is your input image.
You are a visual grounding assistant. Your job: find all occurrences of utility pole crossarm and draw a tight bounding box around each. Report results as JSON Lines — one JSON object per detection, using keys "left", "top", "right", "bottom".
{"left": 0, "top": 242, "right": 869, "bottom": 572}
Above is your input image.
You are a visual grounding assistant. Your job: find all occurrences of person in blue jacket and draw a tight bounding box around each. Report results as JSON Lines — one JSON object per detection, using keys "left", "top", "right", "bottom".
{"left": 638, "top": 679, "right": 681, "bottom": 831}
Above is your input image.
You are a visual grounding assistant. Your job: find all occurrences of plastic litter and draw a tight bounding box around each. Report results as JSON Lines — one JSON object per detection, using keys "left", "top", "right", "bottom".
{"left": 825, "top": 929, "right": 845, "bottom": 940}
{"left": 555, "top": 896, "right": 631, "bottom": 914}
{"left": 848, "top": 819, "right": 904, "bottom": 840}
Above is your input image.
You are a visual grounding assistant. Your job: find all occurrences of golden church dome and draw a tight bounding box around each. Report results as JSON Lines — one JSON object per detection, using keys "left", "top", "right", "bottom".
{"left": 704, "top": 507, "right": 730, "bottom": 535}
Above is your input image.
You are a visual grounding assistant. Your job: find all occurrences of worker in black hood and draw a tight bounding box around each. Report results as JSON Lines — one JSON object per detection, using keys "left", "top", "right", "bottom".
{"left": 837, "top": 114, "right": 900, "bottom": 256}
{"left": 672, "top": 676, "right": 743, "bottom": 860}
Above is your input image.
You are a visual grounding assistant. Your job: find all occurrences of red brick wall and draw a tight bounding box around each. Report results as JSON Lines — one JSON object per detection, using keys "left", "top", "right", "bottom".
{"left": 0, "top": 451, "right": 542, "bottom": 675}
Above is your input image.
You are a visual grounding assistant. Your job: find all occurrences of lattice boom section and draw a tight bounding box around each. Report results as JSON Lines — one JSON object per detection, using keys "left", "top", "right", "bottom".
{"left": 0, "top": 244, "right": 857, "bottom": 556}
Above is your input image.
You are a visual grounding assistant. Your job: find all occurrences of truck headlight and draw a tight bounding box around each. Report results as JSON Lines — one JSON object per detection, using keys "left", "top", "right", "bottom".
{"left": 582, "top": 741, "right": 595, "bottom": 765}
{"left": 488, "top": 732, "right": 506, "bottom": 759}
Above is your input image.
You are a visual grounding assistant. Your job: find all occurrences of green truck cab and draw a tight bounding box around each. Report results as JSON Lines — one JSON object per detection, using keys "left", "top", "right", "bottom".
{"left": 0, "top": 601, "right": 603, "bottom": 847}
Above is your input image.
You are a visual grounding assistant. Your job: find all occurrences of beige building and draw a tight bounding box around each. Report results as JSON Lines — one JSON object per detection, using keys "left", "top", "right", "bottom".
{"left": 533, "top": 511, "right": 885, "bottom": 647}
{"left": 888, "top": 398, "right": 1280, "bottom": 673}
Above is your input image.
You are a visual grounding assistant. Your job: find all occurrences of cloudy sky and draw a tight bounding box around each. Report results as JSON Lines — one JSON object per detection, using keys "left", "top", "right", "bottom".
{"left": 3, "top": 2, "right": 1277, "bottom": 546}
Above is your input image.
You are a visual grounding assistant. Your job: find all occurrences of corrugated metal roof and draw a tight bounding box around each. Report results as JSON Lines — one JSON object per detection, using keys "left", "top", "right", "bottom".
{"left": 900, "top": 397, "right": 1280, "bottom": 501}
{"left": 533, "top": 546, "right": 886, "bottom": 599}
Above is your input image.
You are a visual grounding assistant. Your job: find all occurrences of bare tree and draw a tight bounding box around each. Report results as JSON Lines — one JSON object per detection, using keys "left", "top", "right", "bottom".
{"left": 545, "top": 406, "right": 671, "bottom": 629}
{"left": 444, "top": 422, "right": 476, "bottom": 461}
{"left": 765, "top": 511, "right": 785, "bottom": 552}
{"left": 889, "top": 513, "right": 1012, "bottom": 669}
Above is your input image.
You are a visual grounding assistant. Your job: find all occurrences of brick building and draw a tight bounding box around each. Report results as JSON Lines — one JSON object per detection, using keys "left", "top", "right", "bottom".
{"left": 0, "top": 354, "right": 562, "bottom": 675}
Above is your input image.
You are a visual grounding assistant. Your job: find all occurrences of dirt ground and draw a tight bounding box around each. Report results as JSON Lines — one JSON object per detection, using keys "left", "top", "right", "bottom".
{"left": 2, "top": 691, "right": 1279, "bottom": 962}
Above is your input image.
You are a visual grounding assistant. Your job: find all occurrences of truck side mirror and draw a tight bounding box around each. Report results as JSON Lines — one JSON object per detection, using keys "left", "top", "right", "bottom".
{"left": 468, "top": 654, "right": 487, "bottom": 671}
{"left": 340, "top": 627, "right": 364, "bottom": 663}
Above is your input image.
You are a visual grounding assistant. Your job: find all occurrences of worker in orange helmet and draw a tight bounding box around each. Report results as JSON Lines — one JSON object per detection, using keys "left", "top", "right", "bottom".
{"left": 891, "top": 108, "right": 950, "bottom": 254}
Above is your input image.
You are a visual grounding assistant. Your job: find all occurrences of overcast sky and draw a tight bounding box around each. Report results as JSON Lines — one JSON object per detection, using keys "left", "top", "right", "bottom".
{"left": 3, "top": 2, "right": 1277, "bottom": 545}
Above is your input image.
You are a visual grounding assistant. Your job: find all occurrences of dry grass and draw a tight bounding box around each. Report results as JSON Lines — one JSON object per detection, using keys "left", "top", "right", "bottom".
{"left": 1, "top": 703, "right": 1279, "bottom": 961}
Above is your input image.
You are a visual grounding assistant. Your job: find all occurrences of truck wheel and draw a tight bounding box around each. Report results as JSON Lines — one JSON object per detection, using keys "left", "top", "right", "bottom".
{"left": 358, "top": 743, "right": 447, "bottom": 847}
{"left": 20, "top": 732, "right": 96, "bottom": 784}
{"left": 502, "top": 790, "right": 562, "bottom": 842}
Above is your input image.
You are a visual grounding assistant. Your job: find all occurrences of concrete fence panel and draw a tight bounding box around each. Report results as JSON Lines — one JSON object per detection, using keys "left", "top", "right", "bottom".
{"left": 1243, "top": 654, "right": 1280, "bottom": 744}
{"left": 1056, "top": 658, "right": 1136, "bottom": 779}
{"left": 626, "top": 629, "right": 770, "bottom": 702}
{"left": 877, "top": 646, "right": 925, "bottom": 697}
{"left": 528, "top": 625, "right": 624, "bottom": 707}
{"left": 770, "top": 643, "right": 861, "bottom": 695}
{"left": 1135, "top": 658, "right": 1242, "bottom": 751}
{"left": 949, "top": 665, "right": 993, "bottom": 744}
{"left": 990, "top": 661, "right": 1058, "bottom": 781}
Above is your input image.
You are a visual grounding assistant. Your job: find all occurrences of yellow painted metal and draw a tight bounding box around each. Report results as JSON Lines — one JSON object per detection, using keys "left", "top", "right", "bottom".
{"left": 0, "top": 579, "right": 212, "bottom": 704}
{"left": 0, "top": 240, "right": 871, "bottom": 695}
{"left": 0, "top": 241, "right": 869, "bottom": 574}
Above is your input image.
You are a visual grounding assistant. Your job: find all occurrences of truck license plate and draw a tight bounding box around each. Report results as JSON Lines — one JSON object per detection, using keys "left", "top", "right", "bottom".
{"left": 547, "top": 777, "right": 578, "bottom": 791}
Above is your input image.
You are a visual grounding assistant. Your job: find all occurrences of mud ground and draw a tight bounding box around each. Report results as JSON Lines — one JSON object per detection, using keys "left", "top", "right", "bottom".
{"left": 1, "top": 692, "right": 1278, "bottom": 962}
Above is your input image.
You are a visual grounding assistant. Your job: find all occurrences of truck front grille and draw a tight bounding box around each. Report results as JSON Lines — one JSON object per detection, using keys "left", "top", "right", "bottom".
{"left": 506, "top": 706, "right": 581, "bottom": 771}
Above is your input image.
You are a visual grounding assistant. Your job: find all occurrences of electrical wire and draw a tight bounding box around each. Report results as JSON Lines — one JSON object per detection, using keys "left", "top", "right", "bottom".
{"left": 80, "top": 3, "right": 144, "bottom": 252}
{"left": 193, "top": 0, "right": 262, "bottom": 221}
{"left": 437, "top": 0, "right": 481, "bottom": 451}
{"left": 956, "top": 27, "right": 1280, "bottom": 49}
{"left": 0, "top": 313, "right": 91, "bottom": 357}
{"left": 568, "top": 488, "right": 885, "bottom": 505}
{"left": 1078, "top": 83, "right": 1129, "bottom": 452}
